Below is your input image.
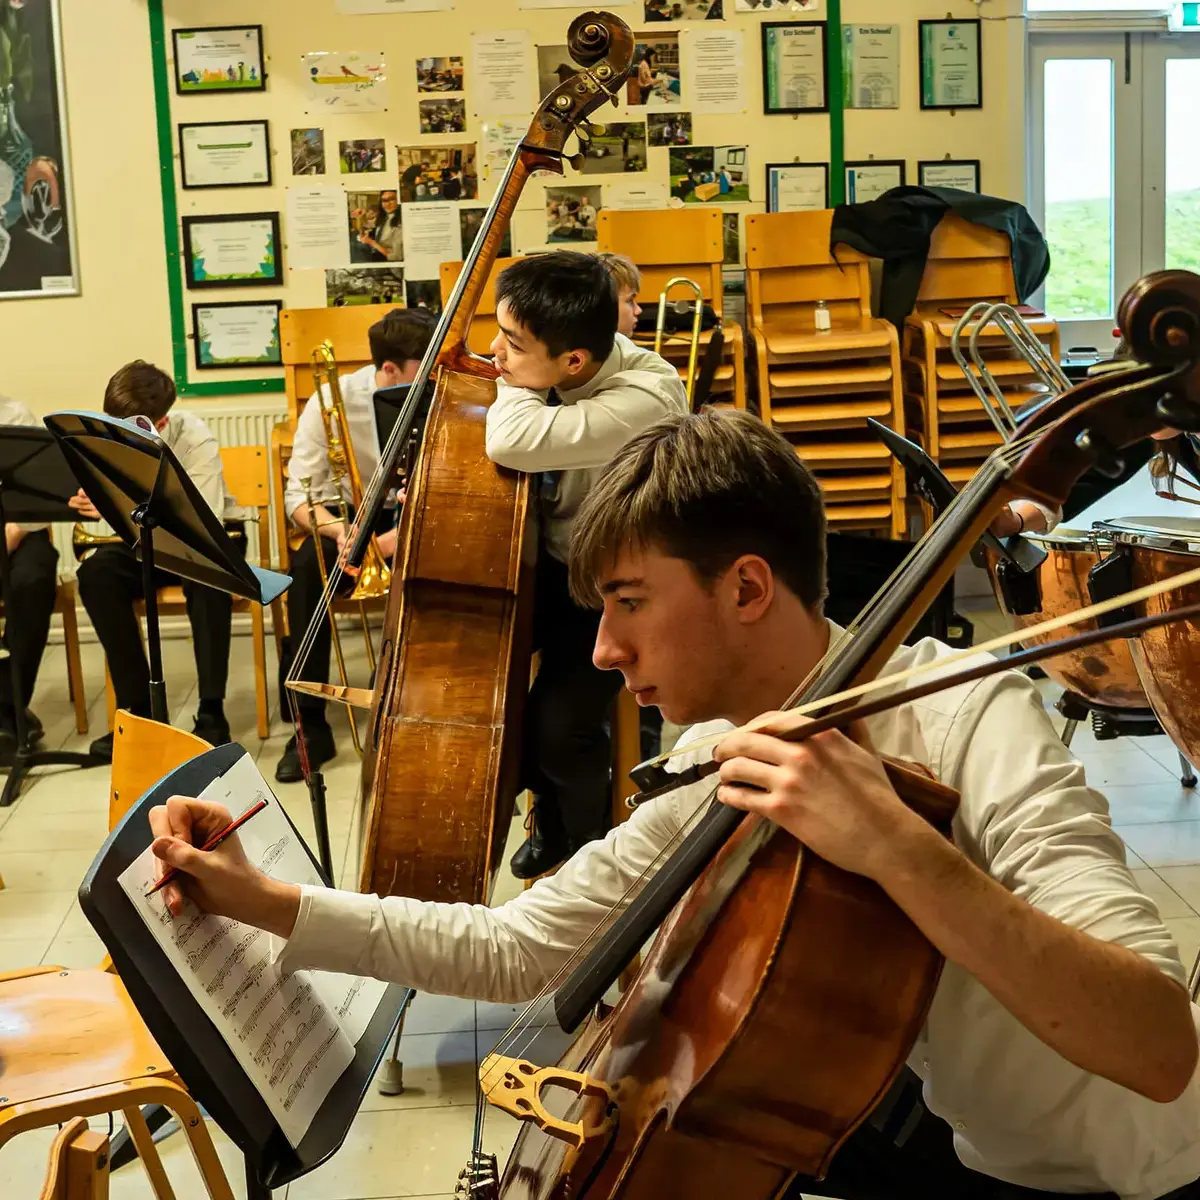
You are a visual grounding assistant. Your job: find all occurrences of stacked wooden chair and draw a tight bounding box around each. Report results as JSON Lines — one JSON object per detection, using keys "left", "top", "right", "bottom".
{"left": 745, "top": 209, "right": 906, "bottom": 538}
{"left": 597, "top": 208, "right": 747, "bottom": 413}
{"left": 902, "top": 214, "right": 1061, "bottom": 487}
{"left": 439, "top": 255, "right": 525, "bottom": 355}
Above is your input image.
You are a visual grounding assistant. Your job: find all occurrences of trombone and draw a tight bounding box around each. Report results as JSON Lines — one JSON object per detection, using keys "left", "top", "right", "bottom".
{"left": 653, "top": 276, "right": 705, "bottom": 405}
{"left": 293, "top": 341, "right": 393, "bottom": 754}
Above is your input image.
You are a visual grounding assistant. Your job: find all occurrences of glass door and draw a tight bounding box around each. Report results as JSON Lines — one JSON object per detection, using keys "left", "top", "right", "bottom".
{"left": 1145, "top": 37, "right": 1200, "bottom": 274}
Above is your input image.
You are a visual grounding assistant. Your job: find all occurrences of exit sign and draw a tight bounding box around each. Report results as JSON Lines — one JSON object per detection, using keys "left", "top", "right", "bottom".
{"left": 1171, "top": 2, "right": 1200, "bottom": 27}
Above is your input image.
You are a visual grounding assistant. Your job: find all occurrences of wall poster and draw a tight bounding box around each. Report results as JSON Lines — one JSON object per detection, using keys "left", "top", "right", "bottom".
{"left": 0, "top": 0, "right": 78, "bottom": 299}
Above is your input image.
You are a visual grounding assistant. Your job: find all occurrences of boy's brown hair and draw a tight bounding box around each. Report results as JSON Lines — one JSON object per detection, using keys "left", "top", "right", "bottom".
{"left": 569, "top": 409, "right": 827, "bottom": 610}
{"left": 595, "top": 252, "right": 642, "bottom": 296}
{"left": 103, "top": 360, "right": 176, "bottom": 422}
{"left": 369, "top": 307, "right": 437, "bottom": 370}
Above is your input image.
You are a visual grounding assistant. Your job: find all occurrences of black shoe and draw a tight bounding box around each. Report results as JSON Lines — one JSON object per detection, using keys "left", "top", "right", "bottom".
{"left": 192, "top": 710, "right": 232, "bottom": 747}
{"left": 510, "top": 800, "right": 569, "bottom": 880}
{"left": 0, "top": 727, "right": 15, "bottom": 768}
{"left": 22, "top": 710, "right": 43, "bottom": 745}
{"left": 89, "top": 731, "right": 114, "bottom": 762}
{"left": 275, "top": 723, "right": 336, "bottom": 784}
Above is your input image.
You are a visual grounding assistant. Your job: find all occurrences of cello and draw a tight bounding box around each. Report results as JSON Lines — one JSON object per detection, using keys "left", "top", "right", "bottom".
{"left": 467, "top": 271, "right": 1200, "bottom": 1196}
{"left": 294, "top": 13, "right": 635, "bottom": 907}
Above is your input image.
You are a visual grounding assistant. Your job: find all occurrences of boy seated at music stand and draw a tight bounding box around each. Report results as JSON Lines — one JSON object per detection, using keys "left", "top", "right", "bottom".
{"left": 275, "top": 307, "right": 437, "bottom": 784}
{"left": 69, "top": 361, "right": 247, "bottom": 761}
{"left": 0, "top": 394, "right": 56, "bottom": 763}
{"left": 484, "top": 251, "right": 687, "bottom": 876}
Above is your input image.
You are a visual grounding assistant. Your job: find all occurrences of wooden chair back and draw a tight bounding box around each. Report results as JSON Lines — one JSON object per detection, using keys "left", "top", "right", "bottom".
{"left": 439, "top": 255, "right": 525, "bottom": 355}
{"left": 109, "top": 710, "right": 210, "bottom": 830}
{"left": 746, "top": 209, "right": 873, "bottom": 332}
{"left": 597, "top": 208, "right": 725, "bottom": 319}
{"left": 911, "top": 212, "right": 1018, "bottom": 311}
{"left": 218, "top": 444, "right": 271, "bottom": 568}
{"left": 280, "top": 305, "right": 397, "bottom": 423}
{"left": 39, "top": 1117, "right": 108, "bottom": 1200}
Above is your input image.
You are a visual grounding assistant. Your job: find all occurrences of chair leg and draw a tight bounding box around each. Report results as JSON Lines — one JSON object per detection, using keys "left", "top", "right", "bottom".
{"left": 119, "top": 1106, "right": 177, "bottom": 1200}
{"left": 61, "top": 596, "right": 89, "bottom": 736}
{"left": 252, "top": 608, "right": 269, "bottom": 740}
{"left": 168, "top": 1090, "right": 237, "bottom": 1200}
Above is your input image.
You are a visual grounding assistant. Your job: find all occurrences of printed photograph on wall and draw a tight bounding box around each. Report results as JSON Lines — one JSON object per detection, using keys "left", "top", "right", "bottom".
{"left": 624, "top": 34, "right": 681, "bottom": 107}
{"left": 172, "top": 25, "right": 264, "bottom": 94}
{"left": 416, "top": 55, "right": 464, "bottom": 92}
{"left": 326, "top": 265, "right": 406, "bottom": 306}
{"left": 579, "top": 122, "right": 647, "bottom": 174}
{"left": 545, "top": 187, "right": 602, "bottom": 242}
{"left": 643, "top": 0, "right": 723, "bottom": 20}
{"left": 405, "top": 278, "right": 442, "bottom": 312}
{"left": 397, "top": 144, "right": 477, "bottom": 201}
{"left": 418, "top": 97, "right": 466, "bottom": 134}
{"left": 0, "top": 0, "right": 77, "bottom": 297}
{"left": 647, "top": 111, "right": 691, "bottom": 146}
{"left": 290, "top": 128, "right": 326, "bottom": 175}
{"left": 669, "top": 145, "right": 749, "bottom": 203}
{"left": 735, "top": 0, "right": 820, "bottom": 10}
{"left": 340, "top": 138, "right": 386, "bottom": 173}
{"left": 460, "top": 207, "right": 511, "bottom": 257}
{"left": 536, "top": 44, "right": 578, "bottom": 99}
{"left": 346, "top": 188, "right": 403, "bottom": 263}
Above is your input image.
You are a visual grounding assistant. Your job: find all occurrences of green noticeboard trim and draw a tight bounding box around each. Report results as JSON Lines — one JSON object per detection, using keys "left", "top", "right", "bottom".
{"left": 827, "top": 0, "right": 845, "bottom": 205}
{"left": 147, "top": 0, "right": 284, "bottom": 398}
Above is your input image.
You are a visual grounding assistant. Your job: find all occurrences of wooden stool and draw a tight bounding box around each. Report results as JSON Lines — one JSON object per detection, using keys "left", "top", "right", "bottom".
{"left": 0, "top": 965, "right": 234, "bottom": 1200}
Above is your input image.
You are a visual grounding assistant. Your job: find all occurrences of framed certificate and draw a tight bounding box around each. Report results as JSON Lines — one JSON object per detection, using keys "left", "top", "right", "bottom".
{"left": 844, "top": 160, "right": 905, "bottom": 203}
{"left": 172, "top": 25, "right": 266, "bottom": 95}
{"left": 182, "top": 213, "right": 282, "bottom": 289}
{"left": 918, "top": 159, "right": 980, "bottom": 193}
{"left": 765, "top": 162, "right": 829, "bottom": 213}
{"left": 918, "top": 19, "right": 982, "bottom": 110}
{"left": 762, "top": 22, "right": 828, "bottom": 115}
{"left": 192, "top": 300, "right": 283, "bottom": 369}
{"left": 179, "top": 121, "right": 272, "bottom": 189}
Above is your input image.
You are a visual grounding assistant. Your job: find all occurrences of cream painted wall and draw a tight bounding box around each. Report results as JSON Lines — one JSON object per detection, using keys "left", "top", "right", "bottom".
{"left": 9, "top": 0, "right": 1030, "bottom": 417}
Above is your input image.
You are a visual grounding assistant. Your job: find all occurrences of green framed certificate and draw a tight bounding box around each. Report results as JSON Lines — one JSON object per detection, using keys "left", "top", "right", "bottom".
{"left": 192, "top": 300, "right": 283, "bottom": 369}
{"left": 179, "top": 121, "right": 272, "bottom": 189}
{"left": 172, "top": 25, "right": 265, "bottom": 94}
{"left": 842, "top": 24, "right": 899, "bottom": 110}
{"left": 182, "top": 212, "right": 281, "bottom": 288}
{"left": 761, "top": 22, "right": 828, "bottom": 115}
{"left": 919, "top": 19, "right": 981, "bottom": 110}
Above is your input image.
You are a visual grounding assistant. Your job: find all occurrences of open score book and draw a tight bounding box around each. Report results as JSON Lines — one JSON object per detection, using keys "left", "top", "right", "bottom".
{"left": 117, "top": 752, "right": 387, "bottom": 1147}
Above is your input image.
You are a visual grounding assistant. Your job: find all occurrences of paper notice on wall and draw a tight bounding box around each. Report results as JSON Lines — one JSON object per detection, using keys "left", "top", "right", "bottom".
{"left": 470, "top": 31, "right": 534, "bottom": 116}
{"left": 303, "top": 51, "right": 389, "bottom": 113}
{"left": 287, "top": 186, "right": 350, "bottom": 269}
{"left": 603, "top": 180, "right": 668, "bottom": 210}
{"left": 481, "top": 119, "right": 525, "bottom": 178}
{"left": 401, "top": 202, "right": 463, "bottom": 280}
{"left": 681, "top": 28, "right": 745, "bottom": 114}
{"left": 337, "top": 0, "right": 451, "bottom": 10}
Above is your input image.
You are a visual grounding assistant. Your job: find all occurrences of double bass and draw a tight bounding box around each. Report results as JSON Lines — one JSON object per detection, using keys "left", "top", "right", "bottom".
{"left": 467, "top": 271, "right": 1200, "bottom": 1196}
{"left": 334, "top": 14, "right": 635, "bottom": 906}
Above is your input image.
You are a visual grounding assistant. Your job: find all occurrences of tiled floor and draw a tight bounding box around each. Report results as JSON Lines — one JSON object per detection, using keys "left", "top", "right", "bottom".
{"left": 3, "top": 603, "right": 1200, "bottom": 1197}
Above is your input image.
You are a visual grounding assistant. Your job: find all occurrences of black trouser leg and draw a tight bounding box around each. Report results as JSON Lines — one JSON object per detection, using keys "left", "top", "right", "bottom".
{"left": 77, "top": 545, "right": 154, "bottom": 714}
{"left": 280, "top": 534, "right": 339, "bottom": 723}
{"left": 0, "top": 530, "right": 58, "bottom": 718}
{"left": 182, "top": 580, "right": 233, "bottom": 703}
{"left": 524, "top": 556, "right": 624, "bottom": 848}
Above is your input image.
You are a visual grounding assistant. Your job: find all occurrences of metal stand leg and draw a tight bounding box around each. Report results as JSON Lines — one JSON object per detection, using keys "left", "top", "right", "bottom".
{"left": 1061, "top": 717, "right": 1079, "bottom": 749}
{"left": 1180, "top": 752, "right": 1198, "bottom": 790}
{"left": 246, "top": 1159, "right": 274, "bottom": 1199}
{"left": 376, "top": 988, "right": 417, "bottom": 1096}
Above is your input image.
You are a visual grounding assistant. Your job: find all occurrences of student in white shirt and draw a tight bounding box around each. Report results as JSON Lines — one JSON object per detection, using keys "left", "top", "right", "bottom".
{"left": 69, "top": 362, "right": 247, "bottom": 761}
{"left": 152, "top": 410, "right": 1200, "bottom": 1200}
{"left": 484, "top": 251, "right": 687, "bottom": 875}
{"left": 0, "top": 395, "right": 56, "bottom": 762}
{"left": 275, "top": 307, "right": 437, "bottom": 784}
{"left": 594, "top": 251, "right": 643, "bottom": 338}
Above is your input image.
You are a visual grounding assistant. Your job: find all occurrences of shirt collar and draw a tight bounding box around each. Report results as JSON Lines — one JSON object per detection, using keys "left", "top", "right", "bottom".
{"left": 557, "top": 335, "right": 626, "bottom": 402}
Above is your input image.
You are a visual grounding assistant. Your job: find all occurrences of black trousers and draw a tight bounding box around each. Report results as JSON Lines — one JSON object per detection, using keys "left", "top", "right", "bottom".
{"left": 786, "top": 1080, "right": 1200, "bottom": 1200}
{"left": 77, "top": 543, "right": 235, "bottom": 713}
{"left": 0, "top": 529, "right": 57, "bottom": 718}
{"left": 523, "top": 553, "right": 624, "bottom": 847}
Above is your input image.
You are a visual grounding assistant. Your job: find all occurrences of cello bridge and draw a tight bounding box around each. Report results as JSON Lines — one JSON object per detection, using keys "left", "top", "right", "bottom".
{"left": 479, "top": 1054, "right": 616, "bottom": 1148}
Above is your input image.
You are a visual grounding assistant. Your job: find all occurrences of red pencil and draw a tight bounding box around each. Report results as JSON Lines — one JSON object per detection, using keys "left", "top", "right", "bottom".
{"left": 145, "top": 798, "right": 269, "bottom": 897}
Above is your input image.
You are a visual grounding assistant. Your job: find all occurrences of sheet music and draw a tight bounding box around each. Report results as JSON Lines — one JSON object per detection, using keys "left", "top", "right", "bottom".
{"left": 118, "top": 752, "right": 387, "bottom": 1147}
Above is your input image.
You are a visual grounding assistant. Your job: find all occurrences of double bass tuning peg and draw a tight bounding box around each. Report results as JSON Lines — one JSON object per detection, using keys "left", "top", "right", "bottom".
{"left": 586, "top": 120, "right": 607, "bottom": 137}
{"left": 567, "top": 152, "right": 587, "bottom": 171}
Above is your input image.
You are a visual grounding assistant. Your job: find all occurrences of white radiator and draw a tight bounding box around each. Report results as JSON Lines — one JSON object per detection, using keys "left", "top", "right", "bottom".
{"left": 51, "top": 397, "right": 290, "bottom": 581}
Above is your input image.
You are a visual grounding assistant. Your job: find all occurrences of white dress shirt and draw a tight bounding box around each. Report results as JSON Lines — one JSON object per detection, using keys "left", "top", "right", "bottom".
{"left": 158, "top": 410, "right": 242, "bottom": 523}
{"left": 284, "top": 364, "right": 382, "bottom": 521}
{"left": 484, "top": 334, "right": 688, "bottom": 562}
{"left": 0, "top": 395, "right": 49, "bottom": 532}
{"left": 276, "top": 628, "right": 1200, "bottom": 1198}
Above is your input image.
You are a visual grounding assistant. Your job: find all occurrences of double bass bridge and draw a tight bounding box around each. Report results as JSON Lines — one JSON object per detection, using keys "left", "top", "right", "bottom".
{"left": 480, "top": 1054, "right": 617, "bottom": 1148}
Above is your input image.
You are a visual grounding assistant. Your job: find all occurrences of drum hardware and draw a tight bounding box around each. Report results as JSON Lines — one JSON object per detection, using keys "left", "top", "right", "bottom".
{"left": 1087, "top": 546, "right": 1136, "bottom": 628}
{"left": 993, "top": 557, "right": 1042, "bottom": 617}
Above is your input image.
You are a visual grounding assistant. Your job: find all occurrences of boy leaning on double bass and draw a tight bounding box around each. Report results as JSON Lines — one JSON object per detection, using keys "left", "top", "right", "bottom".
{"left": 150, "top": 410, "right": 1200, "bottom": 1199}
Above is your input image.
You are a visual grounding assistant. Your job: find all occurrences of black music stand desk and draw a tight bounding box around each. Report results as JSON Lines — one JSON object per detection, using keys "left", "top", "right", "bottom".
{"left": 79, "top": 742, "right": 410, "bottom": 1196}
{"left": 0, "top": 426, "right": 103, "bottom": 806}
{"left": 43, "top": 411, "right": 290, "bottom": 723}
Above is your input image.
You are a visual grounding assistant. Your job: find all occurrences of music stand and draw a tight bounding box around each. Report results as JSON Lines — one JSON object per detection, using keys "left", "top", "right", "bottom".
{"left": 0, "top": 426, "right": 103, "bottom": 806}
{"left": 43, "top": 412, "right": 290, "bottom": 723}
{"left": 79, "top": 742, "right": 410, "bottom": 1198}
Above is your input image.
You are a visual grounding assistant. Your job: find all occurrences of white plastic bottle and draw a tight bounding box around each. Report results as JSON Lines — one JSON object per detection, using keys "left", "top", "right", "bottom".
{"left": 814, "top": 300, "right": 831, "bottom": 332}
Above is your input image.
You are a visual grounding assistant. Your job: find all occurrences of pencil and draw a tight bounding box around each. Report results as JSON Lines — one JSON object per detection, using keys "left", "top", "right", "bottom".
{"left": 145, "top": 797, "right": 269, "bottom": 897}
